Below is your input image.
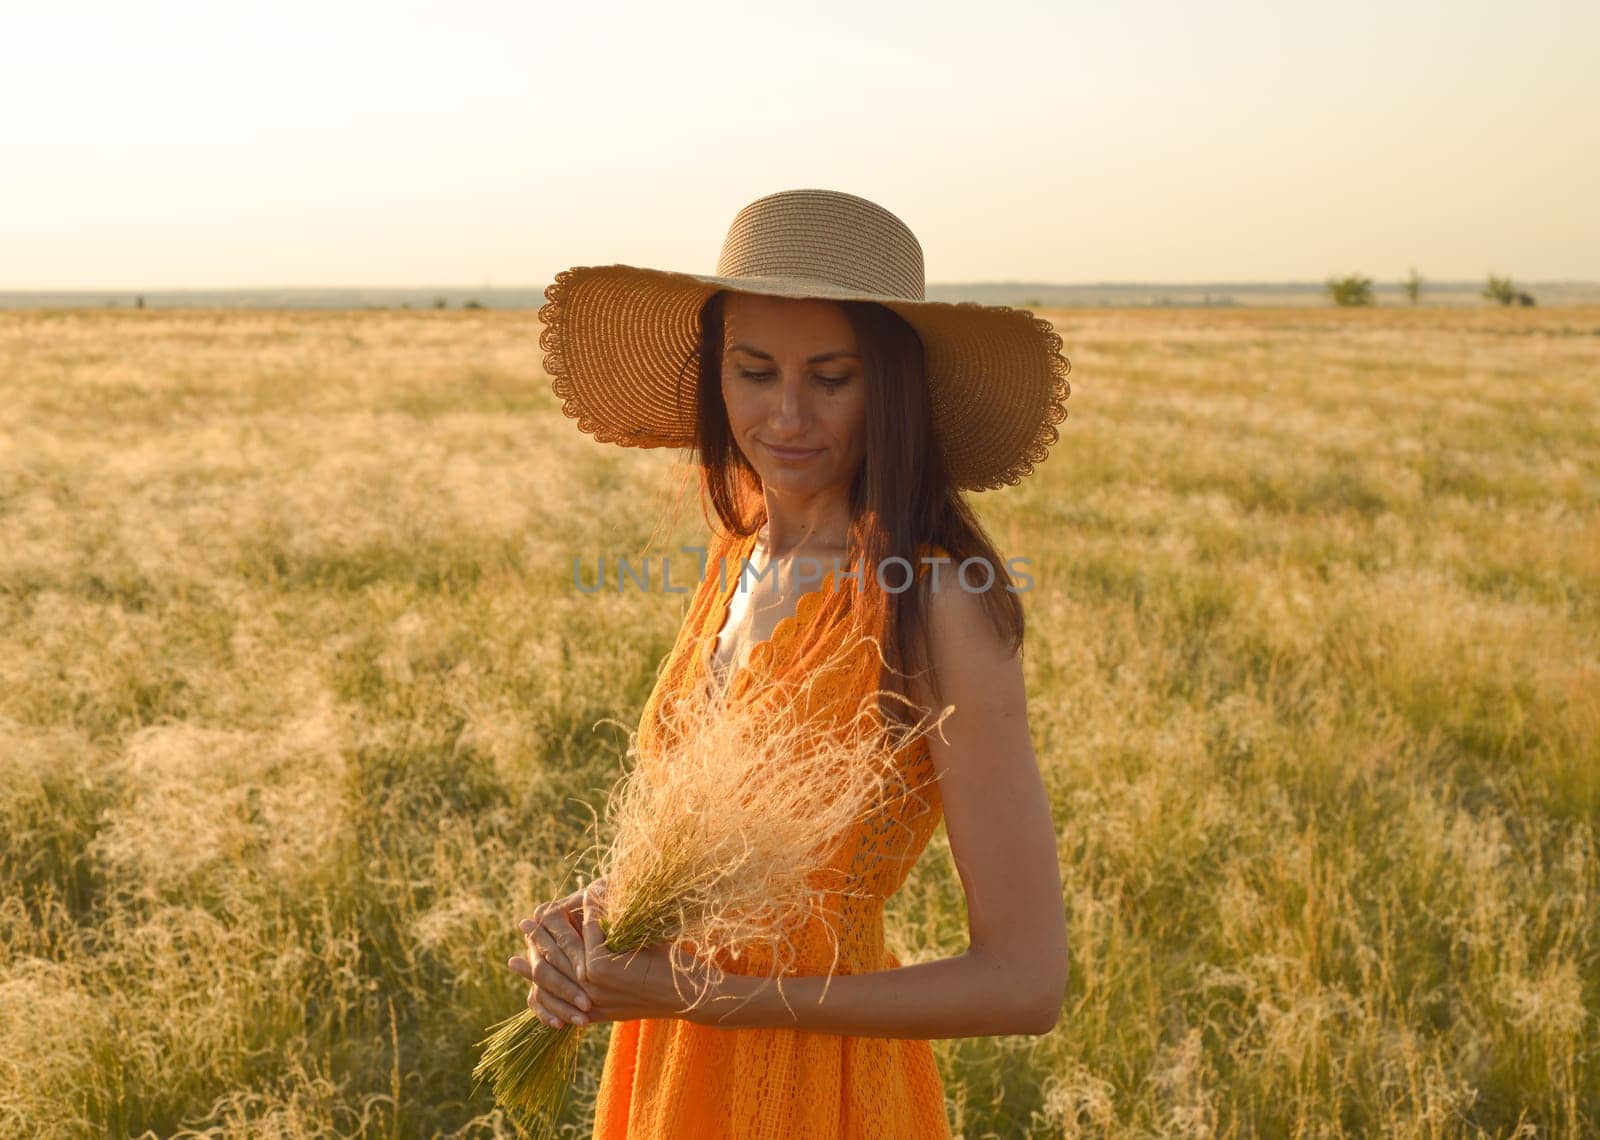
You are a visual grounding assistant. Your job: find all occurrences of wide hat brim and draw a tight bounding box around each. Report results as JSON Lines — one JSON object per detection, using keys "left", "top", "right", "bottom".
{"left": 538, "top": 263, "right": 1071, "bottom": 492}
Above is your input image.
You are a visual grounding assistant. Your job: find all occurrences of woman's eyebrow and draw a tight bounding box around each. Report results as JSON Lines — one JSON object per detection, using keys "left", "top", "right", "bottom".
{"left": 729, "top": 343, "right": 862, "bottom": 364}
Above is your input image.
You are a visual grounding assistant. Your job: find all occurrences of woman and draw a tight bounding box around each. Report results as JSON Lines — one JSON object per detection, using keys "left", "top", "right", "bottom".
{"left": 506, "top": 188, "right": 1071, "bottom": 1138}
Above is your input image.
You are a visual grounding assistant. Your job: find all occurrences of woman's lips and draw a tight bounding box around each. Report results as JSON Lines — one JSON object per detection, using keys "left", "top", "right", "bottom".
{"left": 764, "top": 443, "right": 822, "bottom": 461}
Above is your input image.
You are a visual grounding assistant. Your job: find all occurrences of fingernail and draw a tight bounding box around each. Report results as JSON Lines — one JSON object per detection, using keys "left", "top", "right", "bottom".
{"left": 573, "top": 1014, "right": 588, "bottom": 1026}
{"left": 577, "top": 994, "right": 591, "bottom": 1010}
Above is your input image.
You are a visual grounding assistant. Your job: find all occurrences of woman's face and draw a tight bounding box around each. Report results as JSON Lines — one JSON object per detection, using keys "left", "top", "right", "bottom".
{"left": 719, "top": 293, "right": 868, "bottom": 496}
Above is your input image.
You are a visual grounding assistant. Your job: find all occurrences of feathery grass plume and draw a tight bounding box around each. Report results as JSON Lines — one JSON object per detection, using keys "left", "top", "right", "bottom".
{"left": 472, "top": 629, "right": 954, "bottom": 1137}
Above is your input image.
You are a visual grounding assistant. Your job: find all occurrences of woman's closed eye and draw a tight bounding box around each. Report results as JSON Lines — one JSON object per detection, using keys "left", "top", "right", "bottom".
{"left": 738, "top": 368, "right": 851, "bottom": 388}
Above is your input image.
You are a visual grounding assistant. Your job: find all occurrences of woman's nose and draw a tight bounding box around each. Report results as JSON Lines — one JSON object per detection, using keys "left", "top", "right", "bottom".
{"left": 769, "top": 376, "right": 809, "bottom": 429}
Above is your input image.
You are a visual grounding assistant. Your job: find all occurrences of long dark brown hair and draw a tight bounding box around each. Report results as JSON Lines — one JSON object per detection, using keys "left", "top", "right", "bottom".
{"left": 678, "top": 289, "right": 1024, "bottom": 729}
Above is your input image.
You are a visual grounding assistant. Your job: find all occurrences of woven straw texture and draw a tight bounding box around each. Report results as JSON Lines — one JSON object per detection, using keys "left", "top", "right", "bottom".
{"left": 591, "top": 524, "right": 954, "bottom": 1139}
{"left": 539, "top": 188, "right": 1071, "bottom": 492}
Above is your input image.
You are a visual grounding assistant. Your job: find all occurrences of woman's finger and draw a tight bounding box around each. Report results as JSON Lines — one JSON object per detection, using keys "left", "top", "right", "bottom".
{"left": 532, "top": 949, "right": 594, "bottom": 1016}
{"left": 524, "top": 921, "right": 580, "bottom": 984}
{"left": 580, "top": 887, "right": 607, "bottom": 965}
{"left": 507, "top": 954, "right": 590, "bottom": 1027}
{"left": 543, "top": 908, "right": 591, "bottom": 983}
{"left": 529, "top": 981, "right": 591, "bottom": 1027}
{"left": 518, "top": 902, "right": 551, "bottom": 935}
{"left": 506, "top": 953, "right": 534, "bottom": 982}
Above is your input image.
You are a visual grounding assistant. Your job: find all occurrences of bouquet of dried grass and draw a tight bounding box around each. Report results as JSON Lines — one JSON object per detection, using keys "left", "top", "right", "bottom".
{"left": 472, "top": 638, "right": 952, "bottom": 1138}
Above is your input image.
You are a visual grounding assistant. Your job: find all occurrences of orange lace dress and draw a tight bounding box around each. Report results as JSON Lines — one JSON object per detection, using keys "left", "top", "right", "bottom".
{"left": 591, "top": 525, "right": 954, "bottom": 1139}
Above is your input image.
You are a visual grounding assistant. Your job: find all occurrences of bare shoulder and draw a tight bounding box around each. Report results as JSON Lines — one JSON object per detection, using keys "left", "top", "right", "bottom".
{"left": 906, "top": 568, "right": 1024, "bottom": 715}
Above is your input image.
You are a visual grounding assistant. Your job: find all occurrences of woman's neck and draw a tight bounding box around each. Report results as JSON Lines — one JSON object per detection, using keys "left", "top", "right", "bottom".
{"left": 757, "top": 490, "right": 852, "bottom": 559}
{"left": 757, "top": 517, "right": 851, "bottom": 559}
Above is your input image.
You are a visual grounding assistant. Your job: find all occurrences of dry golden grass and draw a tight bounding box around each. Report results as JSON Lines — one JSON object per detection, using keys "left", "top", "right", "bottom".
{"left": 1, "top": 303, "right": 1597, "bottom": 1137}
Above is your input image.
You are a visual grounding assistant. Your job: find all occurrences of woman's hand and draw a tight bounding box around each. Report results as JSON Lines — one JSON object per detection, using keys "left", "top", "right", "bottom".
{"left": 507, "top": 881, "right": 601, "bottom": 1029}
{"left": 570, "top": 888, "right": 716, "bottom": 1024}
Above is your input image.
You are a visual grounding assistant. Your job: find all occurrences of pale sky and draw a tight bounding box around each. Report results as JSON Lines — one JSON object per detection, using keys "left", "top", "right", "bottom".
{"left": 3, "top": 0, "right": 1596, "bottom": 289}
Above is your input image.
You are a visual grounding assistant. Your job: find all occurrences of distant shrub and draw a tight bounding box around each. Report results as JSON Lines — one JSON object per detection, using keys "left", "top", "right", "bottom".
{"left": 1484, "top": 276, "right": 1536, "bottom": 306}
{"left": 1483, "top": 274, "right": 1517, "bottom": 306}
{"left": 463, "top": 299, "right": 485, "bottom": 310}
{"left": 1325, "top": 275, "right": 1375, "bottom": 307}
{"left": 433, "top": 297, "right": 448, "bottom": 310}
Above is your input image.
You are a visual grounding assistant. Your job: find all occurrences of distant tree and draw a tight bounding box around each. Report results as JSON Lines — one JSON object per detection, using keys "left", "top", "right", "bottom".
{"left": 463, "top": 298, "right": 485, "bottom": 310}
{"left": 1483, "top": 273, "right": 1517, "bottom": 306}
{"left": 1402, "top": 267, "right": 1423, "bottom": 305}
{"left": 433, "top": 297, "right": 448, "bottom": 310}
{"left": 1325, "top": 274, "right": 1375, "bottom": 307}
{"left": 1515, "top": 290, "right": 1537, "bottom": 306}
{"left": 135, "top": 295, "right": 145, "bottom": 310}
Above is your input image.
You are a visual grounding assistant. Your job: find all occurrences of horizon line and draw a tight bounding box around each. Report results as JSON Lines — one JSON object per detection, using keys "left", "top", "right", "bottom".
{"left": 4, "top": 278, "right": 1595, "bottom": 294}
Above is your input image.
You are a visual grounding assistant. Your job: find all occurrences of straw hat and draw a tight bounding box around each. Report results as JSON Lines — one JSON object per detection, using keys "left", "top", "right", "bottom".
{"left": 538, "top": 188, "right": 1071, "bottom": 492}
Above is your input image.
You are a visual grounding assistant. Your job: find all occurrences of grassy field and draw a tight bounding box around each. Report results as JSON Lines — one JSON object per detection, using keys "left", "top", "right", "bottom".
{"left": 1, "top": 303, "right": 1597, "bottom": 1138}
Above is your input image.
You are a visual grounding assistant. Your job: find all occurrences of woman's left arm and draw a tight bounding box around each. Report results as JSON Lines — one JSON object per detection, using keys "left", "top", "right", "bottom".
{"left": 682, "top": 578, "right": 1069, "bottom": 1038}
